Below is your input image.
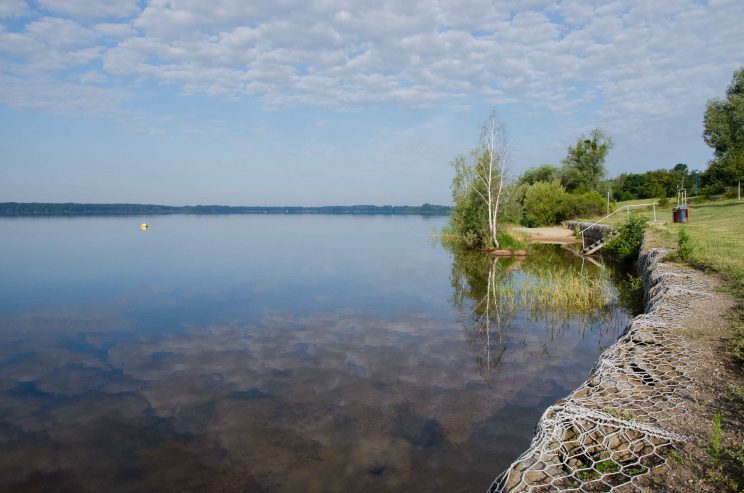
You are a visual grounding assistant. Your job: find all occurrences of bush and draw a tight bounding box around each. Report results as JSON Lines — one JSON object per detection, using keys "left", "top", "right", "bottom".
{"left": 723, "top": 187, "right": 738, "bottom": 199}
{"left": 658, "top": 195, "right": 670, "bottom": 209}
{"left": 677, "top": 226, "right": 693, "bottom": 261}
{"left": 522, "top": 180, "right": 567, "bottom": 227}
{"left": 702, "top": 182, "right": 726, "bottom": 199}
{"left": 563, "top": 191, "right": 605, "bottom": 218}
{"left": 498, "top": 184, "right": 528, "bottom": 224}
{"left": 496, "top": 232, "right": 526, "bottom": 250}
{"left": 604, "top": 215, "right": 649, "bottom": 262}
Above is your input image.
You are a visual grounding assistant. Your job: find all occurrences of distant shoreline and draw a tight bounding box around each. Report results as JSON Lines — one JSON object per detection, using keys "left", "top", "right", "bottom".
{"left": 0, "top": 202, "right": 452, "bottom": 217}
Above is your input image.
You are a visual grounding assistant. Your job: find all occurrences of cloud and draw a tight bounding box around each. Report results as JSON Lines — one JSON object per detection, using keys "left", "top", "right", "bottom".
{"left": 0, "top": 0, "right": 29, "bottom": 18}
{"left": 37, "top": 0, "right": 140, "bottom": 20}
{"left": 0, "top": 0, "right": 742, "bottom": 153}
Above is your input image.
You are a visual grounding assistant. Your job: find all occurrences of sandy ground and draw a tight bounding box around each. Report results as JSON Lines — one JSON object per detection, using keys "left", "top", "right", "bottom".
{"left": 512, "top": 226, "right": 578, "bottom": 244}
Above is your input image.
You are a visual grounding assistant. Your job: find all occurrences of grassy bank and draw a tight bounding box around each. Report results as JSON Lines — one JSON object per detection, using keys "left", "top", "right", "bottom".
{"left": 593, "top": 199, "right": 744, "bottom": 491}
{"left": 579, "top": 199, "right": 743, "bottom": 290}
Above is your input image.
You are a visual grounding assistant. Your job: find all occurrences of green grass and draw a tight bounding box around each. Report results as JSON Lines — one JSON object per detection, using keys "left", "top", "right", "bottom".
{"left": 579, "top": 198, "right": 744, "bottom": 291}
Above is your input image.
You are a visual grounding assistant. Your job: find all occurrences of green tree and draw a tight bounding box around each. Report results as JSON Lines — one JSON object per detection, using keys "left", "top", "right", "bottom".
{"left": 560, "top": 128, "right": 614, "bottom": 193}
{"left": 522, "top": 180, "right": 567, "bottom": 227}
{"left": 447, "top": 111, "right": 511, "bottom": 248}
{"left": 703, "top": 67, "right": 744, "bottom": 190}
{"left": 518, "top": 164, "right": 560, "bottom": 185}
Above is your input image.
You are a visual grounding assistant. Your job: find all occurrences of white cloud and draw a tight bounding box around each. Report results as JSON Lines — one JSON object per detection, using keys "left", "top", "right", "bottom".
{"left": 0, "top": 0, "right": 742, "bottom": 160}
{"left": 37, "top": 0, "right": 140, "bottom": 20}
{"left": 0, "top": 0, "right": 29, "bottom": 18}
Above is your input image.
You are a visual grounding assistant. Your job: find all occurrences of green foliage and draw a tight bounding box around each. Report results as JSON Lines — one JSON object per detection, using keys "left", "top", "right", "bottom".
{"left": 703, "top": 67, "right": 744, "bottom": 193}
{"left": 595, "top": 459, "right": 621, "bottom": 474}
{"left": 518, "top": 164, "right": 560, "bottom": 185}
{"left": 496, "top": 232, "right": 526, "bottom": 250}
{"left": 522, "top": 180, "right": 567, "bottom": 227}
{"left": 446, "top": 112, "right": 510, "bottom": 249}
{"left": 516, "top": 183, "right": 605, "bottom": 227}
{"left": 616, "top": 274, "right": 645, "bottom": 315}
{"left": 448, "top": 157, "right": 492, "bottom": 248}
{"left": 604, "top": 215, "right": 649, "bottom": 262}
{"left": 563, "top": 191, "right": 605, "bottom": 218}
{"left": 498, "top": 184, "right": 528, "bottom": 224}
{"left": 703, "top": 414, "right": 744, "bottom": 492}
{"left": 734, "top": 320, "right": 744, "bottom": 367}
{"left": 676, "top": 227, "right": 694, "bottom": 261}
{"left": 610, "top": 166, "right": 692, "bottom": 201}
{"left": 560, "top": 128, "right": 614, "bottom": 193}
{"left": 708, "top": 413, "right": 723, "bottom": 466}
{"left": 658, "top": 194, "right": 670, "bottom": 209}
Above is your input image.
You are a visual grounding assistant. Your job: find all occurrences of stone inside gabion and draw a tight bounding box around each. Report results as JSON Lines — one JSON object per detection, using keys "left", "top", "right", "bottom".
{"left": 489, "top": 247, "right": 708, "bottom": 492}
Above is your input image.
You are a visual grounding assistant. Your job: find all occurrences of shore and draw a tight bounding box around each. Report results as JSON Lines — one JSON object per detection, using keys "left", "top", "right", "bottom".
{"left": 511, "top": 226, "right": 578, "bottom": 244}
{"left": 489, "top": 237, "right": 741, "bottom": 491}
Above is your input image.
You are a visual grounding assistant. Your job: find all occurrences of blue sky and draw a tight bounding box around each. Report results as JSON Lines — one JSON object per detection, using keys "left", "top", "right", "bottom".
{"left": 0, "top": 0, "right": 742, "bottom": 206}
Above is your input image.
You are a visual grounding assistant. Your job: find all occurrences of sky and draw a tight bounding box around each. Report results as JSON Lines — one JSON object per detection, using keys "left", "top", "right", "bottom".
{"left": 0, "top": 0, "right": 742, "bottom": 206}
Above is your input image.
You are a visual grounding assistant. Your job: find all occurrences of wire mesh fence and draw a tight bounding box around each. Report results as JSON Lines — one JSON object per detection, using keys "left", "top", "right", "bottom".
{"left": 489, "top": 247, "right": 710, "bottom": 492}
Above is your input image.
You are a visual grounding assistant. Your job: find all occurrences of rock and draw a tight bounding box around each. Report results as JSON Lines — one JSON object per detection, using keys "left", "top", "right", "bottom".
{"left": 491, "top": 249, "right": 512, "bottom": 256}
{"left": 524, "top": 470, "right": 548, "bottom": 484}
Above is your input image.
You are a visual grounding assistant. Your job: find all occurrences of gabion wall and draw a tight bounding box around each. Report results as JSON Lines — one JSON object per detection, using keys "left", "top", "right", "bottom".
{"left": 489, "top": 245, "right": 710, "bottom": 492}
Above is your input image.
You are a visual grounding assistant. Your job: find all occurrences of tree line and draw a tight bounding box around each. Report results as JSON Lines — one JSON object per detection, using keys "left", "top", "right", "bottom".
{"left": 0, "top": 203, "right": 452, "bottom": 216}
{"left": 446, "top": 67, "right": 744, "bottom": 248}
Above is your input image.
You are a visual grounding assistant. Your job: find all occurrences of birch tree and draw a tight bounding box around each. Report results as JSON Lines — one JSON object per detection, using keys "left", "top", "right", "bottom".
{"left": 449, "top": 111, "right": 511, "bottom": 249}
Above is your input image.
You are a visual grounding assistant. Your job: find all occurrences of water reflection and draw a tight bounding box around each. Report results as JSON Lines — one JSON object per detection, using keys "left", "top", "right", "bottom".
{"left": 447, "top": 243, "right": 631, "bottom": 385}
{"left": 0, "top": 217, "right": 637, "bottom": 492}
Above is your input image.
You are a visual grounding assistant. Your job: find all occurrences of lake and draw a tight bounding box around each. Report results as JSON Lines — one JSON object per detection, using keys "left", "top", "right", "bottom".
{"left": 0, "top": 215, "right": 636, "bottom": 492}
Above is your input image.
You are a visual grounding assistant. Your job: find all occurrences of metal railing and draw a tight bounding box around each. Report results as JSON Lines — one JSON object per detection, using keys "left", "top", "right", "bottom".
{"left": 579, "top": 203, "right": 658, "bottom": 249}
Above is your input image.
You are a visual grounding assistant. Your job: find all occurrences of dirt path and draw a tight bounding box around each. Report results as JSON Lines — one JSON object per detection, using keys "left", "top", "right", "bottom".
{"left": 647, "top": 263, "right": 743, "bottom": 492}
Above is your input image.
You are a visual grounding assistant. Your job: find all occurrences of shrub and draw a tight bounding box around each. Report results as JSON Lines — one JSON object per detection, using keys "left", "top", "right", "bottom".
{"left": 522, "top": 180, "right": 567, "bottom": 227}
{"left": 702, "top": 182, "right": 726, "bottom": 199}
{"left": 723, "top": 187, "right": 738, "bottom": 199}
{"left": 657, "top": 195, "right": 670, "bottom": 209}
{"left": 563, "top": 191, "right": 605, "bottom": 218}
{"left": 498, "top": 184, "right": 528, "bottom": 224}
{"left": 604, "top": 215, "right": 649, "bottom": 262}
{"left": 496, "top": 232, "right": 526, "bottom": 250}
{"left": 677, "top": 226, "right": 693, "bottom": 261}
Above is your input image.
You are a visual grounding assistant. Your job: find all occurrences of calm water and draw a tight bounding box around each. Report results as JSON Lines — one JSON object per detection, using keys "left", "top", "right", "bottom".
{"left": 0, "top": 215, "right": 635, "bottom": 492}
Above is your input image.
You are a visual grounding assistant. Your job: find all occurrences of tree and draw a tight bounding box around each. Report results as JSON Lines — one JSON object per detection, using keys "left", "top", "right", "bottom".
{"left": 518, "top": 164, "right": 560, "bottom": 185}
{"left": 560, "top": 128, "right": 614, "bottom": 193}
{"left": 703, "top": 68, "right": 744, "bottom": 194}
{"left": 449, "top": 111, "right": 511, "bottom": 248}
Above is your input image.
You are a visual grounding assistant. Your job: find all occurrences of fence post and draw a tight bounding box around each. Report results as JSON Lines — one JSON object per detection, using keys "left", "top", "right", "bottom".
{"left": 626, "top": 206, "right": 630, "bottom": 218}
{"left": 653, "top": 203, "right": 657, "bottom": 223}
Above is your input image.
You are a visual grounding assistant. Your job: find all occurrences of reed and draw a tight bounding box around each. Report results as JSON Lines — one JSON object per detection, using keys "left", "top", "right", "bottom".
{"left": 516, "top": 268, "right": 612, "bottom": 316}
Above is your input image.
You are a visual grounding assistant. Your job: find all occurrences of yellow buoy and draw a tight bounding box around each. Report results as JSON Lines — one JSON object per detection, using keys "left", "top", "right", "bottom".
{"left": 140, "top": 223, "right": 148, "bottom": 231}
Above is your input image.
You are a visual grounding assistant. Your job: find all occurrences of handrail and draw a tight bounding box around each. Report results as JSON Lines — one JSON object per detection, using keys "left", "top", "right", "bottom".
{"left": 578, "top": 202, "right": 658, "bottom": 249}
{"left": 578, "top": 202, "right": 658, "bottom": 235}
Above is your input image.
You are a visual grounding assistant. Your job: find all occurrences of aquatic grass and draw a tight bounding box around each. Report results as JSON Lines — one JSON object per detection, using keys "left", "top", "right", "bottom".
{"left": 516, "top": 268, "right": 613, "bottom": 316}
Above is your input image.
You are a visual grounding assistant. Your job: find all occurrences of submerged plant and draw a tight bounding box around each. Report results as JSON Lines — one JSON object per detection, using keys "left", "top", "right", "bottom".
{"left": 517, "top": 268, "right": 613, "bottom": 317}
